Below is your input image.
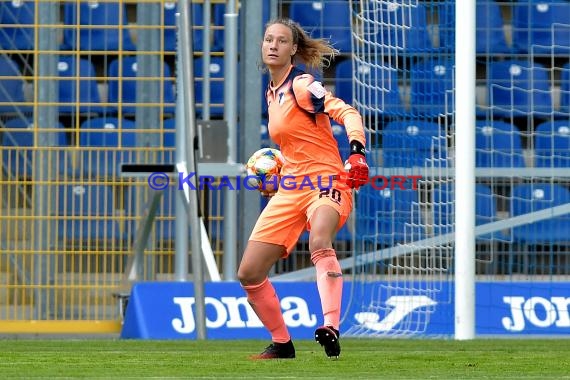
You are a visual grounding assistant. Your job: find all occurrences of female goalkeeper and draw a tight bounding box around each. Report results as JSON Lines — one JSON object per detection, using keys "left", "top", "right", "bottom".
{"left": 237, "top": 18, "right": 369, "bottom": 360}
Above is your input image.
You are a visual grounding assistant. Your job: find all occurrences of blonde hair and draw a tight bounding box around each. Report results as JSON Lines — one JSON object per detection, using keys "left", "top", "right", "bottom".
{"left": 264, "top": 18, "right": 339, "bottom": 72}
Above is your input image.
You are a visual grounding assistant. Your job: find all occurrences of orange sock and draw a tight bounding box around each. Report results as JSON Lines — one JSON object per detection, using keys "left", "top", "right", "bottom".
{"left": 242, "top": 277, "right": 291, "bottom": 343}
{"left": 311, "top": 248, "right": 343, "bottom": 330}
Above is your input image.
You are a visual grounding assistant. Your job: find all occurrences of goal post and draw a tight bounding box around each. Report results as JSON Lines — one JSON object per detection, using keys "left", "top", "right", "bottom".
{"left": 454, "top": 0, "right": 476, "bottom": 341}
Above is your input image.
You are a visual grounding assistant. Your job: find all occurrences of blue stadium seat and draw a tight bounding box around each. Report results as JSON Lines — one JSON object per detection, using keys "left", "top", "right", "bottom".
{"left": 335, "top": 59, "right": 403, "bottom": 116}
{"left": 382, "top": 120, "right": 448, "bottom": 168}
{"left": 475, "top": 120, "right": 526, "bottom": 168}
{"left": 410, "top": 58, "right": 455, "bottom": 117}
{"left": 511, "top": 183, "right": 570, "bottom": 244}
{"left": 194, "top": 57, "right": 226, "bottom": 118}
{"left": 57, "top": 56, "right": 104, "bottom": 115}
{"left": 438, "top": 0, "right": 510, "bottom": 54}
{"left": 561, "top": 63, "right": 570, "bottom": 116}
{"left": 487, "top": 60, "right": 553, "bottom": 118}
{"left": 107, "top": 57, "right": 176, "bottom": 116}
{"left": 535, "top": 120, "right": 570, "bottom": 168}
{"left": 0, "top": 0, "right": 34, "bottom": 50}
{"left": 57, "top": 183, "right": 121, "bottom": 241}
{"left": 163, "top": 2, "right": 204, "bottom": 52}
{"left": 356, "top": 186, "right": 425, "bottom": 247}
{"left": 79, "top": 117, "right": 137, "bottom": 178}
{"left": 261, "top": 73, "right": 270, "bottom": 118}
{"left": 62, "top": 1, "right": 135, "bottom": 51}
{"left": 373, "top": 1, "right": 434, "bottom": 54}
{"left": 432, "top": 183, "right": 509, "bottom": 241}
{"left": 1, "top": 117, "right": 69, "bottom": 179}
{"left": 260, "top": 119, "right": 270, "bottom": 148}
{"left": 512, "top": 0, "right": 570, "bottom": 55}
{"left": 163, "top": 117, "right": 176, "bottom": 149}
{"left": 213, "top": 0, "right": 270, "bottom": 52}
{"left": 0, "top": 55, "right": 31, "bottom": 115}
{"left": 288, "top": 0, "right": 352, "bottom": 53}
{"left": 331, "top": 121, "right": 350, "bottom": 162}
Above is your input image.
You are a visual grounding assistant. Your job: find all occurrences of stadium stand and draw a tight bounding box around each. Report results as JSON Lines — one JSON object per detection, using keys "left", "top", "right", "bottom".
{"left": 78, "top": 117, "right": 137, "bottom": 178}
{"left": 107, "top": 56, "right": 176, "bottom": 116}
{"left": 374, "top": 1, "right": 434, "bottom": 54}
{"left": 62, "top": 1, "right": 136, "bottom": 51}
{"left": 438, "top": 0, "right": 510, "bottom": 54}
{"left": 511, "top": 183, "right": 570, "bottom": 245}
{"left": 534, "top": 120, "right": 570, "bottom": 168}
{"left": 194, "top": 56, "right": 227, "bottom": 118}
{"left": 357, "top": 186, "right": 425, "bottom": 248}
{"left": 0, "top": 0, "right": 35, "bottom": 51}
{"left": 382, "top": 119, "right": 448, "bottom": 168}
{"left": 56, "top": 183, "right": 121, "bottom": 241}
{"left": 511, "top": 0, "right": 570, "bottom": 56}
{"left": 288, "top": 0, "right": 352, "bottom": 54}
{"left": 487, "top": 59, "right": 553, "bottom": 118}
{"left": 432, "top": 183, "right": 509, "bottom": 241}
{"left": 561, "top": 62, "right": 570, "bottom": 115}
{"left": 409, "top": 57, "right": 455, "bottom": 117}
{"left": 163, "top": 2, "right": 204, "bottom": 52}
{"left": 57, "top": 56, "right": 104, "bottom": 116}
{"left": 1, "top": 117, "right": 66, "bottom": 179}
{"left": 0, "top": 55, "right": 30, "bottom": 116}
{"left": 335, "top": 59, "right": 403, "bottom": 116}
{"left": 475, "top": 120, "right": 526, "bottom": 168}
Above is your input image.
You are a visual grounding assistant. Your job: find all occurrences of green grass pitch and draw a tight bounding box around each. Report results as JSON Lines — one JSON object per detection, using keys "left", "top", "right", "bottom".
{"left": 0, "top": 339, "right": 568, "bottom": 379}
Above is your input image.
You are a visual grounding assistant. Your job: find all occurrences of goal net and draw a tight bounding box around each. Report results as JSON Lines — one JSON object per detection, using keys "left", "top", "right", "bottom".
{"left": 344, "top": 0, "right": 570, "bottom": 337}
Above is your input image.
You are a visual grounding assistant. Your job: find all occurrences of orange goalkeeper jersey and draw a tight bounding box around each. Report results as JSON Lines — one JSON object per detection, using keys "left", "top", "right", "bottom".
{"left": 266, "top": 65, "right": 366, "bottom": 183}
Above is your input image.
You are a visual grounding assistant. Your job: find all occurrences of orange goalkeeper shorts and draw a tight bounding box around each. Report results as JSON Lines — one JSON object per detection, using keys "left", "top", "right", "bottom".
{"left": 249, "top": 180, "right": 353, "bottom": 255}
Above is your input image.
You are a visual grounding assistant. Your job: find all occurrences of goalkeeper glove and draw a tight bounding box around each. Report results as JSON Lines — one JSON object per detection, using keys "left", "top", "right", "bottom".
{"left": 344, "top": 140, "right": 369, "bottom": 189}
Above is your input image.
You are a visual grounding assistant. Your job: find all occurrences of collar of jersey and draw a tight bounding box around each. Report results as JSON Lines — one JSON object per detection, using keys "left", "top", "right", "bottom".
{"left": 270, "top": 64, "right": 294, "bottom": 90}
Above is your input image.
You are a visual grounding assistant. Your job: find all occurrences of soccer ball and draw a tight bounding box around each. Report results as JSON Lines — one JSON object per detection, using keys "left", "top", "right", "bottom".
{"left": 245, "top": 148, "right": 284, "bottom": 190}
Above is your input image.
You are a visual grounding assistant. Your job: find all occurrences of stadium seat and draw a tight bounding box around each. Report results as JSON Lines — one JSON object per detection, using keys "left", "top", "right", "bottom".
{"left": 356, "top": 186, "right": 425, "bottom": 248}
{"left": 163, "top": 117, "right": 176, "bottom": 149}
{"left": 487, "top": 60, "right": 553, "bottom": 118}
{"left": 438, "top": 0, "right": 510, "bottom": 54}
{"left": 261, "top": 73, "right": 270, "bottom": 118}
{"left": 79, "top": 117, "right": 137, "bottom": 178}
{"left": 409, "top": 57, "right": 455, "bottom": 117}
{"left": 163, "top": 2, "right": 204, "bottom": 52}
{"left": 332, "top": 121, "right": 350, "bottom": 162}
{"left": 1, "top": 117, "right": 68, "bottom": 179}
{"left": 382, "top": 120, "right": 448, "bottom": 168}
{"left": 535, "top": 120, "right": 570, "bottom": 168}
{"left": 213, "top": 0, "right": 270, "bottom": 52}
{"left": 475, "top": 120, "right": 526, "bottom": 168}
{"left": 107, "top": 57, "right": 176, "bottom": 116}
{"left": 512, "top": 0, "right": 570, "bottom": 56}
{"left": 561, "top": 62, "right": 570, "bottom": 116}
{"left": 56, "top": 183, "right": 121, "bottom": 241}
{"left": 0, "top": 0, "right": 34, "bottom": 50}
{"left": 373, "top": 1, "right": 434, "bottom": 54}
{"left": 194, "top": 57, "right": 227, "bottom": 118}
{"left": 432, "top": 183, "right": 509, "bottom": 241}
{"left": 511, "top": 183, "right": 570, "bottom": 244}
{"left": 260, "top": 119, "right": 270, "bottom": 148}
{"left": 57, "top": 56, "right": 104, "bottom": 115}
{"left": 0, "top": 55, "right": 31, "bottom": 115}
{"left": 62, "top": 1, "right": 135, "bottom": 51}
{"left": 334, "top": 59, "right": 403, "bottom": 116}
{"left": 288, "top": 1, "right": 352, "bottom": 53}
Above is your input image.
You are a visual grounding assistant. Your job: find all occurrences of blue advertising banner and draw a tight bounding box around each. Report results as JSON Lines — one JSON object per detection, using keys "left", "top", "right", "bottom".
{"left": 120, "top": 281, "right": 570, "bottom": 339}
